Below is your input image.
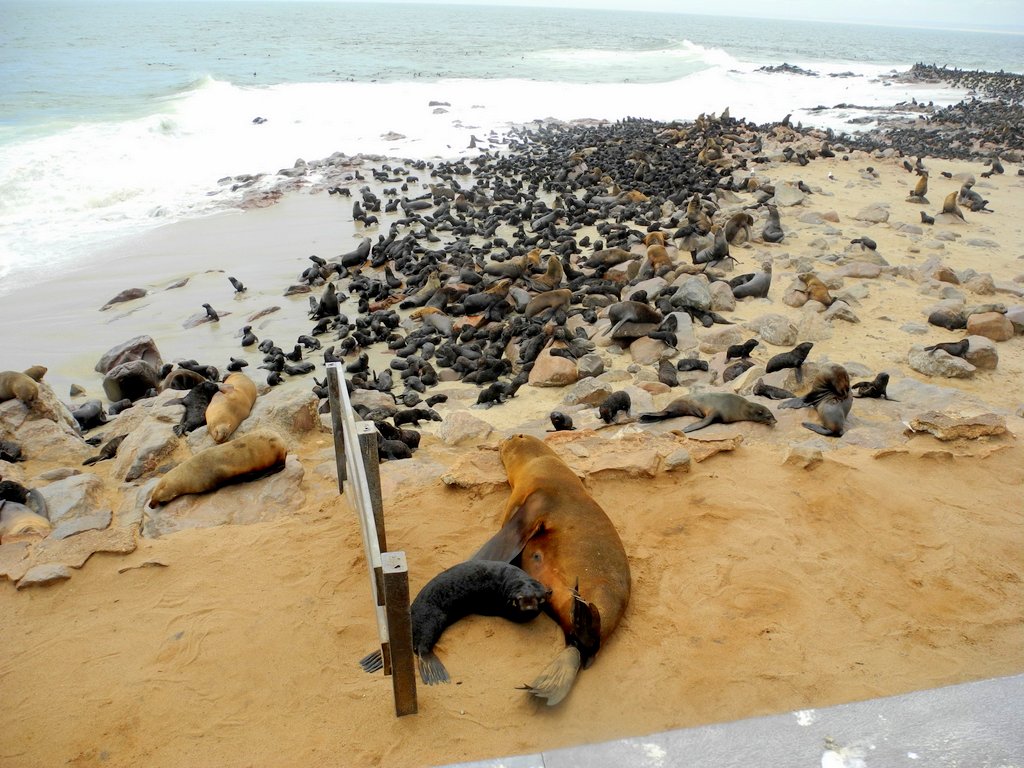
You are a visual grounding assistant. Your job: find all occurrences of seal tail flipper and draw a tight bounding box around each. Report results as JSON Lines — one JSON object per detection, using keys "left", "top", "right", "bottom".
{"left": 358, "top": 649, "right": 384, "bottom": 673}
{"left": 418, "top": 651, "right": 451, "bottom": 685}
{"left": 802, "top": 421, "right": 841, "bottom": 437}
{"left": 518, "top": 645, "right": 582, "bottom": 707}
{"left": 638, "top": 411, "right": 671, "bottom": 423}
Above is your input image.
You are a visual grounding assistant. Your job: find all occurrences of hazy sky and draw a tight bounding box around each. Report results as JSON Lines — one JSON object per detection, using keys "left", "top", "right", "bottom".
{"left": 296, "top": 0, "right": 1024, "bottom": 31}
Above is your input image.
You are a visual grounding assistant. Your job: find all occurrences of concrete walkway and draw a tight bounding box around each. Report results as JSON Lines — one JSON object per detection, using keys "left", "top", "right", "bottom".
{"left": 445, "top": 674, "right": 1024, "bottom": 767}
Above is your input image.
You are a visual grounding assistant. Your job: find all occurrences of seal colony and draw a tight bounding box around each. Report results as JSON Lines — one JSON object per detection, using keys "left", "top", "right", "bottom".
{"left": 1, "top": 60, "right": 1022, "bottom": 764}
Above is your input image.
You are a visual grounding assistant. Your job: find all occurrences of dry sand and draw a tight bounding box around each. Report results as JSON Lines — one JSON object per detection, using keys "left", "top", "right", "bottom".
{"left": 1, "top": 141, "right": 1023, "bottom": 767}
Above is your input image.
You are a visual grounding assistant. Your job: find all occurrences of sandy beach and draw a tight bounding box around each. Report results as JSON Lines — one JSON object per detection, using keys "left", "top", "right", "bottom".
{"left": 1, "top": 117, "right": 1023, "bottom": 768}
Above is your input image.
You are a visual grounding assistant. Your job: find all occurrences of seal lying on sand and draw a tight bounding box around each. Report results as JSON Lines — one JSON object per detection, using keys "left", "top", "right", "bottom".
{"left": 359, "top": 560, "right": 551, "bottom": 685}
{"left": 147, "top": 429, "right": 287, "bottom": 508}
{"left": 473, "top": 435, "right": 631, "bottom": 706}
{"left": 639, "top": 392, "right": 776, "bottom": 432}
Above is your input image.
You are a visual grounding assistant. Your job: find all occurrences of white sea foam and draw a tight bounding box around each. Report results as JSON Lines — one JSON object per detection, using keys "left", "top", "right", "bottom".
{"left": 0, "top": 70, "right": 970, "bottom": 296}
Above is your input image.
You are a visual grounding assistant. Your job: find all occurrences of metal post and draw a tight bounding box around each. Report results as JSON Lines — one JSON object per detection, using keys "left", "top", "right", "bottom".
{"left": 382, "top": 551, "right": 417, "bottom": 717}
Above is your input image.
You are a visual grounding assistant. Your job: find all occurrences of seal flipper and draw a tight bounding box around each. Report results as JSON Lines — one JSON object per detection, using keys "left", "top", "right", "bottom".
{"left": 358, "top": 649, "right": 384, "bottom": 673}
{"left": 417, "top": 650, "right": 451, "bottom": 685}
{"left": 681, "top": 414, "right": 717, "bottom": 433}
{"left": 471, "top": 503, "right": 537, "bottom": 562}
{"left": 519, "top": 645, "right": 582, "bottom": 707}
{"left": 802, "top": 421, "right": 840, "bottom": 437}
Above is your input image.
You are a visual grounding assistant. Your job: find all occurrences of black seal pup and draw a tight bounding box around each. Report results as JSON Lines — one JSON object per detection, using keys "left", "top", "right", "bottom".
{"left": 765, "top": 341, "right": 814, "bottom": 382}
{"left": 359, "top": 560, "right": 551, "bottom": 685}
{"left": 598, "top": 390, "right": 631, "bottom": 424}
{"left": 851, "top": 372, "right": 896, "bottom": 400}
{"left": 639, "top": 392, "right": 776, "bottom": 432}
{"left": 170, "top": 380, "right": 222, "bottom": 437}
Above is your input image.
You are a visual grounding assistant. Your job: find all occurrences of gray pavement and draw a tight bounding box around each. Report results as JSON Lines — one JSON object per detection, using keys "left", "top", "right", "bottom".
{"left": 445, "top": 674, "right": 1024, "bottom": 767}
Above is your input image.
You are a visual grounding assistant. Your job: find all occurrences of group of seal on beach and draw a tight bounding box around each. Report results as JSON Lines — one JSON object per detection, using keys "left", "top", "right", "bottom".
{"left": 13, "top": 64, "right": 1019, "bottom": 712}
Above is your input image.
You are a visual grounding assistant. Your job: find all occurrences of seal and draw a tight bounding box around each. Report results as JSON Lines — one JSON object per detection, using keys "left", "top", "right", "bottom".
{"left": 726, "top": 338, "right": 759, "bottom": 360}
{"left": 548, "top": 411, "right": 575, "bottom": 432}
{"left": 723, "top": 211, "right": 754, "bottom": 245}
{"left": 205, "top": 372, "right": 258, "bottom": 443}
{"left": 147, "top": 428, "right": 288, "bottom": 508}
{"left": 0, "top": 499, "right": 51, "bottom": 542}
{"left": 730, "top": 263, "right": 772, "bottom": 300}
{"left": 752, "top": 379, "right": 796, "bottom": 400}
{"left": 525, "top": 288, "right": 572, "bottom": 319}
{"left": 159, "top": 367, "right": 209, "bottom": 392}
{"left": 761, "top": 205, "right": 784, "bottom": 243}
{"left": 598, "top": 390, "right": 631, "bottom": 424}
{"left": 0, "top": 370, "right": 39, "bottom": 404}
{"left": 851, "top": 372, "right": 896, "bottom": 400}
{"left": 171, "top": 380, "right": 222, "bottom": 437}
{"left": 924, "top": 339, "right": 969, "bottom": 358}
{"left": 639, "top": 392, "right": 776, "bottom": 432}
{"left": 798, "top": 273, "right": 834, "bottom": 307}
{"left": 765, "top": 342, "right": 814, "bottom": 382}
{"left": 82, "top": 434, "right": 127, "bottom": 466}
{"left": 472, "top": 434, "right": 631, "bottom": 706}
{"left": 359, "top": 560, "right": 551, "bottom": 685}
{"left": 602, "top": 301, "right": 663, "bottom": 338}
{"left": 779, "top": 364, "right": 852, "bottom": 437}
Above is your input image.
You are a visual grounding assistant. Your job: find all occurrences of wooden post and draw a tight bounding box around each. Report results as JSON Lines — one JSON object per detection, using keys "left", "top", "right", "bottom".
{"left": 325, "top": 362, "right": 347, "bottom": 492}
{"left": 356, "top": 421, "right": 387, "bottom": 552}
{"left": 382, "top": 551, "right": 417, "bottom": 717}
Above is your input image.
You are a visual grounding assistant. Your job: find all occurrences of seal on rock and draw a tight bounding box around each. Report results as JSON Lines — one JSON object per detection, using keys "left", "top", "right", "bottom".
{"left": 473, "top": 435, "right": 631, "bottom": 706}
{"left": 359, "top": 560, "right": 551, "bottom": 685}
{"left": 0, "top": 370, "right": 39, "bottom": 404}
{"left": 147, "top": 428, "right": 288, "bottom": 508}
{"left": 205, "top": 372, "right": 257, "bottom": 443}
{"left": 639, "top": 392, "right": 776, "bottom": 432}
{"left": 851, "top": 372, "right": 896, "bottom": 400}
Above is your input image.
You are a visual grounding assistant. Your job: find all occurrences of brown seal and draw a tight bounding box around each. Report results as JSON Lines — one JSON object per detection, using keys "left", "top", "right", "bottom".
{"left": 798, "top": 273, "right": 834, "bottom": 307}
{"left": 642, "top": 231, "right": 666, "bottom": 248}
{"left": 779, "top": 363, "right": 852, "bottom": 437}
{"left": 473, "top": 434, "right": 631, "bottom": 706}
{"left": 723, "top": 211, "right": 754, "bottom": 244}
{"left": 639, "top": 392, "right": 776, "bottom": 432}
{"left": 147, "top": 428, "right": 287, "bottom": 508}
{"left": 525, "top": 288, "right": 572, "bottom": 318}
{"left": 0, "top": 371, "right": 39, "bottom": 404}
{"left": 205, "top": 372, "right": 257, "bottom": 443}
{"left": 644, "top": 243, "right": 673, "bottom": 271}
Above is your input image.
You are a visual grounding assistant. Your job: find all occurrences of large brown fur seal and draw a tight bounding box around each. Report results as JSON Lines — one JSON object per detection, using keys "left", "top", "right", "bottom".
{"left": 639, "top": 392, "right": 776, "bottom": 432}
{"left": 147, "top": 428, "right": 287, "bottom": 508}
{"left": 205, "top": 372, "right": 257, "bottom": 443}
{"left": 473, "top": 435, "right": 631, "bottom": 706}
{"left": 359, "top": 560, "right": 551, "bottom": 685}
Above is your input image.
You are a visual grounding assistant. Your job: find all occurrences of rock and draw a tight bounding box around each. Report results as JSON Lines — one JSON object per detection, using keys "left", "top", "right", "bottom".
{"left": 663, "top": 448, "right": 691, "bottom": 472}
{"left": 576, "top": 353, "right": 606, "bottom": 379}
{"left": 103, "top": 360, "right": 161, "bottom": 402}
{"left": 772, "top": 183, "right": 806, "bottom": 207}
{"left": 140, "top": 455, "right": 305, "bottom": 538}
{"left": 784, "top": 444, "right": 823, "bottom": 469}
{"left": 672, "top": 276, "right": 712, "bottom": 311}
{"left": 797, "top": 310, "right": 834, "bottom": 342}
{"left": 708, "top": 281, "right": 736, "bottom": 312}
{"left": 744, "top": 314, "right": 799, "bottom": 346}
{"left": 622, "top": 385, "right": 656, "bottom": 417}
{"left": 242, "top": 387, "right": 323, "bottom": 446}
{"left": 50, "top": 510, "right": 112, "bottom": 540}
{"left": 907, "top": 346, "right": 976, "bottom": 378}
{"left": 629, "top": 337, "right": 673, "bottom": 366}
{"left": 853, "top": 204, "right": 889, "bottom": 223}
{"left": 966, "top": 311, "right": 1013, "bottom": 342}
{"left": 822, "top": 210, "right": 840, "bottom": 223}
{"left": 112, "top": 418, "right": 180, "bottom": 482}
{"left": 907, "top": 411, "right": 1007, "bottom": 441}
{"left": 901, "top": 323, "right": 930, "bottom": 335}
{"left": 527, "top": 349, "right": 578, "bottom": 388}
{"left": 698, "top": 326, "right": 744, "bottom": 354}
{"left": 441, "top": 450, "right": 506, "bottom": 490}
{"left": 100, "top": 288, "right": 147, "bottom": 311}
{"left": 0, "top": 541, "right": 30, "bottom": 580}
{"left": 350, "top": 390, "right": 398, "bottom": 411}
{"left": 835, "top": 262, "right": 882, "bottom": 279}
{"left": 36, "top": 473, "right": 105, "bottom": 525}
{"left": 1006, "top": 306, "right": 1024, "bottom": 334}
{"left": 95, "top": 335, "right": 163, "bottom": 375}
{"left": 665, "top": 312, "right": 698, "bottom": 350}
{"left": 16, "top": 563, "right": 72, "bottom": 589}
{"left": 963, "top": 336, "right": 998, "bottom": 370}
{"left": 964, "top": 274, "right": 996, "bottom": 295}
{"left": 824, "top": 300, "right": 860, "bottom": 324}
{"left": 436, "top": 410, "right": 493, "bottom": 446}
{"left": 563, "top": 378, "right": 613, "bottom": 407}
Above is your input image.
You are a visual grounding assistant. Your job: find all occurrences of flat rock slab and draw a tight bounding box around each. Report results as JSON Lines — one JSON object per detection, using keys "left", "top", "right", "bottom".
{"left": 50, "top": 509, "right": 113, "bottom": 540}
{"left": 17, "top": 563, "right": 72, "bottom": 589}
{"left": 907, "top": 411, "right": 1009, "bottom": 441}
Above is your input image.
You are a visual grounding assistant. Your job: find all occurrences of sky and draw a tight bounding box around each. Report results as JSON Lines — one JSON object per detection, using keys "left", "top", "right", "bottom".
{"left": 279, "top": 0, "right": 1024, "bottom": 32}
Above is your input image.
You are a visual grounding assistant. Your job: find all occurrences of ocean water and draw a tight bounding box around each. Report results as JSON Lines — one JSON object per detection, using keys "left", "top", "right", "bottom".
{"left": 1, "top": 1, "right": 1021, "bottom": 296}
